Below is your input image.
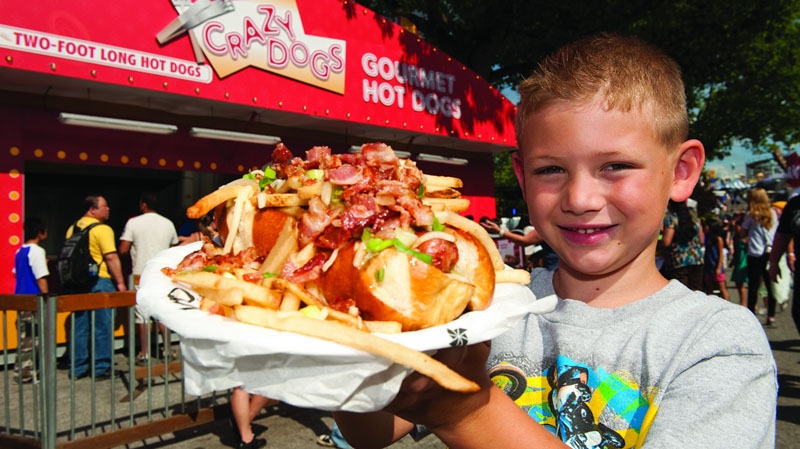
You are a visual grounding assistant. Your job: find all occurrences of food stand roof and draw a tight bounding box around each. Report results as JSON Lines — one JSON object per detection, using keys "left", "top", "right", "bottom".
{"left": 0, "top": 0, "right": 518, "bottom": 155}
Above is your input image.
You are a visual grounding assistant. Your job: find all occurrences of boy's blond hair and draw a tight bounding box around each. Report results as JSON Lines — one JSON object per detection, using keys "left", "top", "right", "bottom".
{"left": 516, "top": 33, "right": 688, "bottom": 150}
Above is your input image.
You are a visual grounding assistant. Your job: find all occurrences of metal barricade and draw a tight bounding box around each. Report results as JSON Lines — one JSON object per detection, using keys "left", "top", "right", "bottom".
{"left": 0, "top": 292, "right": 231, "bottom": 449}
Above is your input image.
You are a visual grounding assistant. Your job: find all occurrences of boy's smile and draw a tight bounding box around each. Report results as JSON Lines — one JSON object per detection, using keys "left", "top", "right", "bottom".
{"left": 514, "top": 99, "right": 702, "bottom": 303}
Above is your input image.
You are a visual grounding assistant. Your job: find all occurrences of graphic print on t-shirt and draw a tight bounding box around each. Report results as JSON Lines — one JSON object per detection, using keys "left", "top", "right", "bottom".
{"left": 489, "top": 354, "right": 656, "bottom": 449}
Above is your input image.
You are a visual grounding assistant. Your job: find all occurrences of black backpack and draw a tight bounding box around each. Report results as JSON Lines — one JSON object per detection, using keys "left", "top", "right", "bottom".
{"left": 57, "top": 222, "right": 105, "bottom": 292}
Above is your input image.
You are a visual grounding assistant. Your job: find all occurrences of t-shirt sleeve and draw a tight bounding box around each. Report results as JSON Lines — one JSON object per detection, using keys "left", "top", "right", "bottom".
{"left": 120, "top": 220, "right": 133, "bottom": 242}
{"left": 29, "top": 245, "right": 49, "bottom": 279}
{"left": 641, "top": 307, "right": 777, "bottom": 448}
{"left": 95, "top": 224, "right": 118, "bottom": 255}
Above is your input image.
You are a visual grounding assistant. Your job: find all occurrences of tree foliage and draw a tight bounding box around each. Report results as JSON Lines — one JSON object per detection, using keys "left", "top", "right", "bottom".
{"left": 361, "top": 0, "right": 800, "bottom": 216}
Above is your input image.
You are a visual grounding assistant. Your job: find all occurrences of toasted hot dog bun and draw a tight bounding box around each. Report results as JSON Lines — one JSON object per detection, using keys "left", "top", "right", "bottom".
{"left": 317, "top": 229, "right": 494, "bottom": 331}
{"left": 317, "top": 243, "right": 471, "bottom": 331}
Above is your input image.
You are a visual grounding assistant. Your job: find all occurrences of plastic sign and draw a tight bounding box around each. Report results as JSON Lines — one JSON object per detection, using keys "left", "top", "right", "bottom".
{"left": 160, "top": 0, "right": 346, "bottom": 93}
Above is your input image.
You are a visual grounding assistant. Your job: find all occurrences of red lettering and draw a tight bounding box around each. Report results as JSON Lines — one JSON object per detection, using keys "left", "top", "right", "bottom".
{"left": 328, "top": 44, "right": 344, "bottom": 73}
{"left": 225, "top": 32, "right": 247, "bottom": 60}
{"left": 242, "top": 17, "right": 266, "bottom": 48}
{"left": 268, "top": 38, "right": 289, "bottom": 68}
{"left": 273, "top": 10, "right": 295, "bottom": 41}
{"left": 311, "top": 51, "right": 329, "bottom": 80}
{"left": 203, "top": 22, "right": 226, "bottom": 55}
{"left": 257, "top": 5, "right": 280, "bottom": 36}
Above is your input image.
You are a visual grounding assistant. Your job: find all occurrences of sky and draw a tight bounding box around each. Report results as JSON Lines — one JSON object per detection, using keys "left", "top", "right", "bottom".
{"left": 705, "top": 144, "right": 758, "bottom": 179}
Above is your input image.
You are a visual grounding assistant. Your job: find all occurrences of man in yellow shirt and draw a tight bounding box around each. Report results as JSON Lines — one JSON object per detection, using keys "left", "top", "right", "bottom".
{"left": 63, "top": 195, "right": 126, "bottom": 379}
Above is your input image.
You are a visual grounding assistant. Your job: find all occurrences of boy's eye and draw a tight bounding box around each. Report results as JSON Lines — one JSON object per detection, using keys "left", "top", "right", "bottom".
{"left": 533, "top": 165, "right": 563, "bottom": 175}
{"left": 603, "top": 162, "right": 634, "bottom": 171}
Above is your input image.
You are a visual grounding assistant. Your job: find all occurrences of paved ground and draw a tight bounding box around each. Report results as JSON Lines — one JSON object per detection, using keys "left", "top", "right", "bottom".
{"left": 763, "top": 298, "right": 800, "bottom": 449}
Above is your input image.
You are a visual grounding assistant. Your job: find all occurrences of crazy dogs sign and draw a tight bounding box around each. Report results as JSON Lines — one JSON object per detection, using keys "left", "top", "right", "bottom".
{"left": 159, "top": 0, "right": 346, "bottom": 93}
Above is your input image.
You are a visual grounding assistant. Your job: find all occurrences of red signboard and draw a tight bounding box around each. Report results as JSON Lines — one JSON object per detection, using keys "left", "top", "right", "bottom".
{"left": 0, "top": 0, "right": 517, "bottom": 148}
{"left": 0, "top": 1, "right": 516, "bottom": 294}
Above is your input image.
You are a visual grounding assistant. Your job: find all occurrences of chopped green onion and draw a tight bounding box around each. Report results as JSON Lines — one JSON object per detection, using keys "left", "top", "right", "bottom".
{"left": 417, "top": 183, "right": 425, "bottom": 198}
{"left": 202, "top": 265, "right": 218, "bottom": 272}
{"left": 361, "top": 228, "right": 373, "bottom": 241}
{"left": 263, "top": 167, "right": 277, "bottom": 180}
{"left": 300, "top": 305, "right": 322, "bottom": 318}
{"left": 362, "top": 235, "right": 433, "bottom": 264}
{"left": 242, "top": 173, "right": 255, "bottom": 180}
{"left": 391, "top": 238, "right": 433, "bottom": 265}
{"left": 263, "top": 272, "right": 278, "bottom": 278}
{"left": 331, "top": 186, "right": 343, "bottom": 203}
{"left": 306, "top": 169, "right": 324, "bottom": 180}
{"left": 259, "top": 177, "right": 270, "bottom": 190}
{"left": 366, "top": 238, "right": 393, "bottom": 253}
{"left": 432, "top": 216, "right": 445, "bottom": 232}
{"left": 375, "top": 267, "right": 385, "bottom": 282}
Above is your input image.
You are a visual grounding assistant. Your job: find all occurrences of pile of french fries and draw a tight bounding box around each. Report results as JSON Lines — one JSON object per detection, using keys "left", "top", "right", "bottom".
{"left": 170, "top": 146, "right": 530, "bottom": 392}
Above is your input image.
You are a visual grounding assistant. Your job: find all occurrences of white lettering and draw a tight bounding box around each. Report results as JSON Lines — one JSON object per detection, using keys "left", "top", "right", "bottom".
{"left": 363, "top": 79, "right": 379, "bottom": 103}
{"left": 362, "top": 53, "right": 378, "bottom": 77}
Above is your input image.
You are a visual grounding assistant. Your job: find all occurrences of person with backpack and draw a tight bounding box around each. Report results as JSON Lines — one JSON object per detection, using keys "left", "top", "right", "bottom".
{"left": 59, "top": 195, "right": 126, "bottom": 379}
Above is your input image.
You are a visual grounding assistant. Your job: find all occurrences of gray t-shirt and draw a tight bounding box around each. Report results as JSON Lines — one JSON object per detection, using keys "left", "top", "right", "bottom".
{"left": 488, "top": 269, "right": 777, "bottom": 448}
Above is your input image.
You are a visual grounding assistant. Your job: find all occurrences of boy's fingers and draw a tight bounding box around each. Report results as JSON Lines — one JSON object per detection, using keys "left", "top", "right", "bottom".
{"left": 388, "top": 342, "right": 492, "bottom": 414}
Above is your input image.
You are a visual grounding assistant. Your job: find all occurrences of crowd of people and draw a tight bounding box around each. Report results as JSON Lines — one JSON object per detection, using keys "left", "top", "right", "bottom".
{"left": 14, "top": 193, "right": 272, "bottom": 449}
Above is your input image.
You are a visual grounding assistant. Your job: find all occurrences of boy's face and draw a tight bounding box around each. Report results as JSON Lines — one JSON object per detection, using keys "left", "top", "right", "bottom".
{"left": 514, "top": 100, "right": 701, "bottom": 278}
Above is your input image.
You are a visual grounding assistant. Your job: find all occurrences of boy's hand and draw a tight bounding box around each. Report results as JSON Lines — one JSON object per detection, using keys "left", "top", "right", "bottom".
{"left": 386, "top": 341, "right": 493, "bottom": 432}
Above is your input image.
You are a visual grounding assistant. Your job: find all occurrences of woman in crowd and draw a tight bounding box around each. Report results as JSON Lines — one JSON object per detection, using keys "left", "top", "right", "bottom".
{"left": 660, "top": 199, "right": 704, "bottom": 290}
{"left": 742, "top": 187, "right": 778, "bottom": 325}
{"left": 703, "top": 216, "right": 729, "bottom": 300}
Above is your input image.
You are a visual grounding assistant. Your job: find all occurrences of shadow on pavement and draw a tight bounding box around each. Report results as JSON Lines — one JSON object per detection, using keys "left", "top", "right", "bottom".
{"left": 778, "top": 405, "right": 800, "bottom": 426}
{"left": 778, "top": 373, "right": 800, "bottom": 400}
{"left": 771, "top": 339, "right": 800, "bottom": 353}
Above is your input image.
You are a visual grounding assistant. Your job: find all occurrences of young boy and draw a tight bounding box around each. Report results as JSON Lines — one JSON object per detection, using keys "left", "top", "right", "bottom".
{"left": 334, "top": 33, "right": 777, "bottom": 448}
{"left": 13, "top": 217, "right": 50, "bottom": 383}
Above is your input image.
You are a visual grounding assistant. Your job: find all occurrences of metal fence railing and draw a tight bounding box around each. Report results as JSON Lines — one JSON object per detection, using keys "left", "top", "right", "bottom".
{"left": 0, "top": 291, "right": 231, "bottom": 449}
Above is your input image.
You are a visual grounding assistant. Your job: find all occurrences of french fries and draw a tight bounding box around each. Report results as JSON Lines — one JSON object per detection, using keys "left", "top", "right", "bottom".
{"left": 259, "top": 217, "right": 298, "bottom": 274}
{"left": 187, "top": 185, "right": 250, "bottom": 219}
{"left": 495, "top": 269, "right": 531, "bottom": 285}
{"left": 234, "top": 305, "right": 479, "bottom": 393}
{"left": 173, "top": 271, "right": 282, "bottom": 309}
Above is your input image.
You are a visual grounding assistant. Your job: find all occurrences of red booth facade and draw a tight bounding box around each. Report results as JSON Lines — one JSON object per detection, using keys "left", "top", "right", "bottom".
{"left": 0, "top": 0, "right": 517, "bottom": 294}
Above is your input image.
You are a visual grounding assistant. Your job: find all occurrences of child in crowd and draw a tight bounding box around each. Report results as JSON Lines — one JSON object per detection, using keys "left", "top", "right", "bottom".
{"left": 13, "top": 217, "right": 50, "bottom": 383}
{"left": 334, "top": 33, "right": 776, "bottom": 448}
{"left": 730, "top": 212, "right": 750, "bottom": 306}
{"left": 703, "top": 215, "right": 730, "bottom": 300}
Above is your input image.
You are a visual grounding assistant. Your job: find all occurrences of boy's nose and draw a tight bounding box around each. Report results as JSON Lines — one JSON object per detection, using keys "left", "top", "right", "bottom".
{"left": 562, "top": 173, "right": 604, "bottom": 214}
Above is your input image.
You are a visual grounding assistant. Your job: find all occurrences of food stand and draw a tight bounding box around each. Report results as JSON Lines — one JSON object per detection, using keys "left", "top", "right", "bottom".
{"left": 0, "top": 0, "right": 517, "bottom": 313}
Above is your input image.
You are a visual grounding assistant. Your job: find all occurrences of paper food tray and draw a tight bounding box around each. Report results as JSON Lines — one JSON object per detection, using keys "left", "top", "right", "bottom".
{"left": 137, "top": 242, "right": 556, "bottom": 412}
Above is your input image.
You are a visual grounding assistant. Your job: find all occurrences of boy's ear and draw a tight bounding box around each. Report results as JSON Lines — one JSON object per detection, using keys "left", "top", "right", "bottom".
{"left": 511, "top": 151, "right": 527, "bottom": 201}
{"left": 670, "top": 139, "right": 705, "bottom": 202}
